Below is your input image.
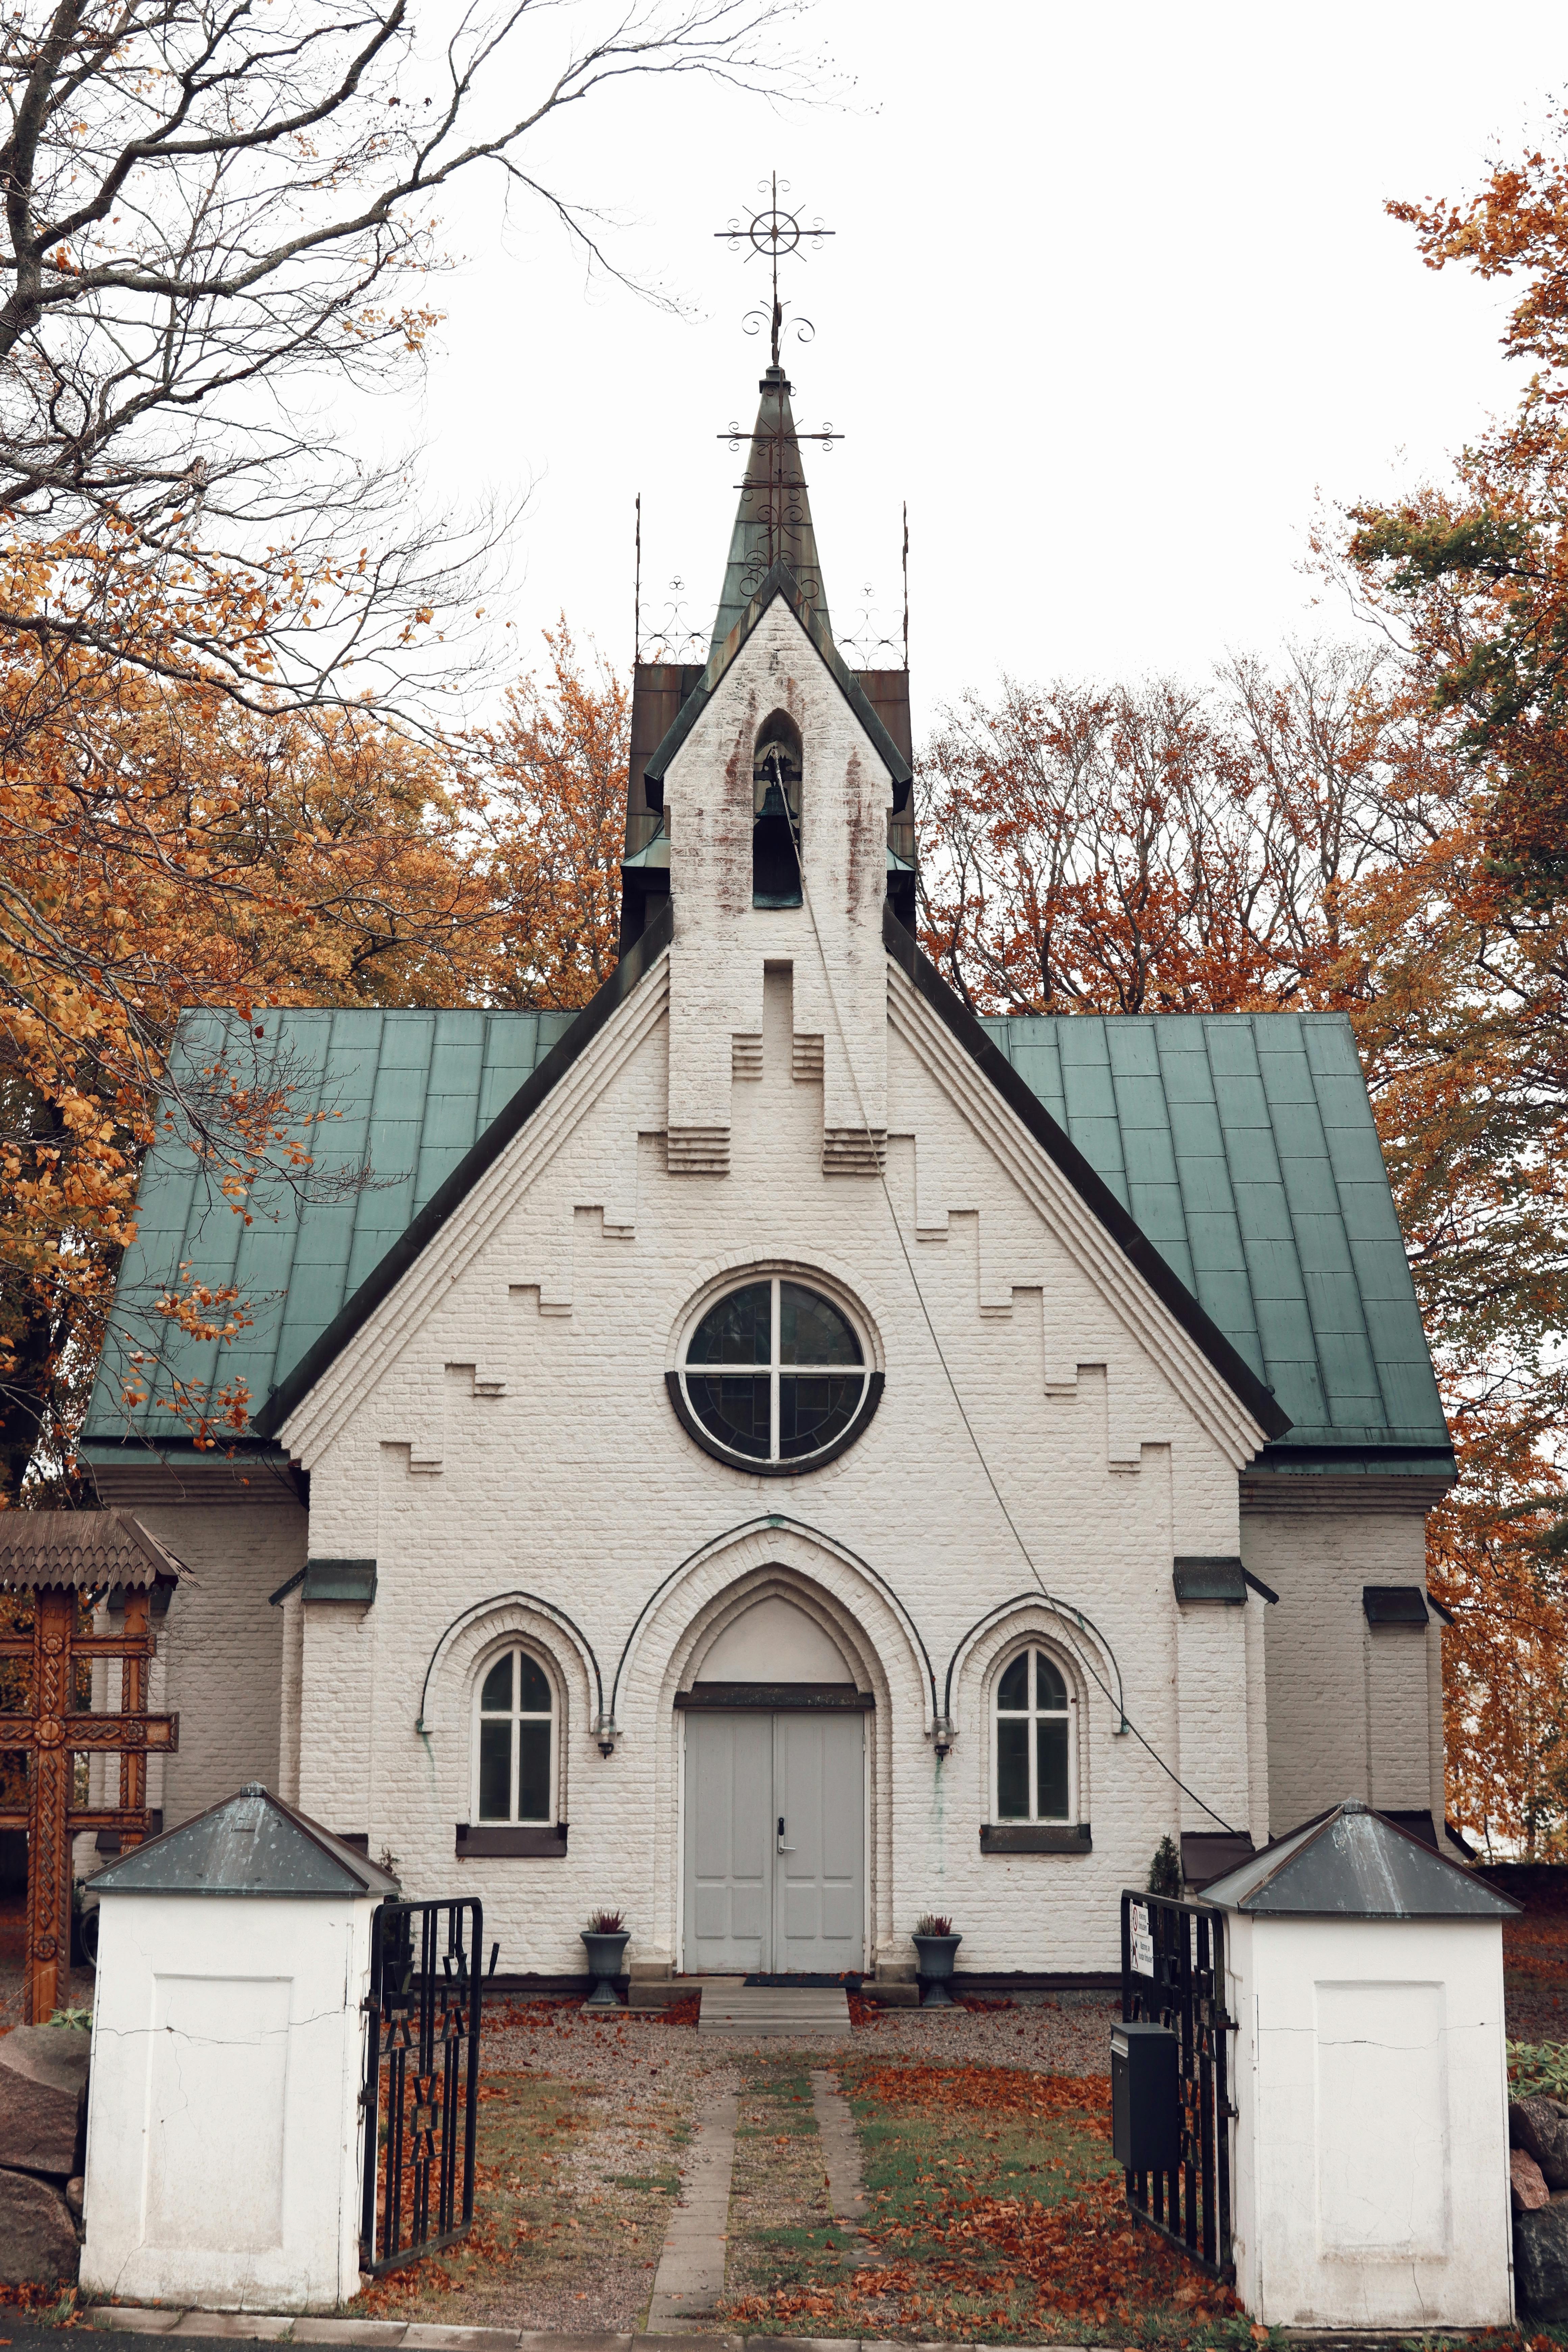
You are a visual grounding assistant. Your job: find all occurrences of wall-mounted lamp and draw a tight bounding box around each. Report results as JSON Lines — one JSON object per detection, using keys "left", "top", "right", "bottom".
{"left": 594, "top": 1714, "right": 620, "bottom": 1758}
{"left": 930, "top": 1714, "right": 955, "bottom": 1758}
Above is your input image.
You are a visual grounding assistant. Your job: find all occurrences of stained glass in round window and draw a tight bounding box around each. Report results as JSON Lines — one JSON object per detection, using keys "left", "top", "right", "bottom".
{"left": 680, "top": 1277, "right": 869, "bottom": 1466}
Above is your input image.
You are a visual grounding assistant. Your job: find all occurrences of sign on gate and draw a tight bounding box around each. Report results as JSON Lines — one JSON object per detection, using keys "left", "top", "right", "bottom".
{"left": 1128, "top": 1898, "right": 1155, "bottom": 1981}
{"left": 1119, "top": 1888, "right": 1234, "bottom": 2280}
{"left": 361, "top": 1897, "right": 489, "bottom": 2275}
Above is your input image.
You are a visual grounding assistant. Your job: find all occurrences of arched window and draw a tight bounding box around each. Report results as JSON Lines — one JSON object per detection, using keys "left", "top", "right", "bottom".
{"left": 995, "top": 1646, "right": 1073, "bottom": 1823}
{"left": 474, "top": 1647, "right": 554, "bottom": 1823}
{"left": 752, "top": 710, "right": 803, "bottom": 908}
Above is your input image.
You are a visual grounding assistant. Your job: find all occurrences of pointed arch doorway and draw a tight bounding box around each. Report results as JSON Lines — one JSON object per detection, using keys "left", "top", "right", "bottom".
{"left": 678, "top": 1593, "right": 868, "bottom": 1976}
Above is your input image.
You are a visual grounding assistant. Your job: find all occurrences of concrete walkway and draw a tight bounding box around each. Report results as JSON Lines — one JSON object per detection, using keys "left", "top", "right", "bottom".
{"left": 696, "top": 1985, "right": 850, "bottom": 2040}
{"left": 810, "top": 2069, "right": 867, "bottom": 2234}
{"left": 644, "top": 2089, "right": 739, "bottom": 2331}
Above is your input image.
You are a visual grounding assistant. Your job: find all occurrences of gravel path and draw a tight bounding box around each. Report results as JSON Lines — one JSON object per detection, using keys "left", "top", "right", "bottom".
{"left": 854, "top": 1992, "right": 1117, "bottom": 2076}
{"left": 482, "top": 1989, "right": 1118, "bottom": 2089}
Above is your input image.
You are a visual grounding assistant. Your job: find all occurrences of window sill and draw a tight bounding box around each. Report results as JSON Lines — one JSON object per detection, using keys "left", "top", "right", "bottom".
{"left": 455, "top": 1823, "right": 567, "bottom": 1859}
{"left": 980, "top": 1823, "right": 1092, "bottom": 1855}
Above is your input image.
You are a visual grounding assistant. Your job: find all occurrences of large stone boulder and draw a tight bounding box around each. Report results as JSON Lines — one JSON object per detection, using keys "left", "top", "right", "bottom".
{"left": 1517, "top": 2190, "right": 1568, "bottom": 2320}
{"left": 0, "top": 2166, "right": 79, "bottom": 2284}
{"left": 1512, "top": 2094, "right": 1568, "bottom": 2190}
{"left": 0, "top": 2024, "right": 89, "bottom": 2177}
{"left": 1515, "top": 2147, "right": 1551, "bottom": 2211}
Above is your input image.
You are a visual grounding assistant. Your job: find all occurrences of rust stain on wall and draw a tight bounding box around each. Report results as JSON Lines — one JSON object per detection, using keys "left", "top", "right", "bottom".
{"left": 845, "top": 748, "right": 871, "bottom": 921}
{"left": 716, "top": 691, "right": 758, "bottom": 918}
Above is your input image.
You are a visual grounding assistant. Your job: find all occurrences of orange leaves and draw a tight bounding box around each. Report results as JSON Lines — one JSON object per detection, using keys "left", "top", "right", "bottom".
{"left": 852, "top": 2060, "right": 1112, "bottom": 2134}
{"left": 465, "top": 617, "right": 629, "bottom": 1013}
{"left": 727, "top": 2284, "right": 840, "bottom": 2324}
{"left": 0, "top": 637, "right": 491, "bottom": 1494}
{"left": 915, "top": 662, "right": 1371, "bottom": 1019}
{"left": 917, "top": 2173, "right": 1210, "bottom": 2323}
{"left": 1349, "top": 121, "right": 1568, "bottom": 891}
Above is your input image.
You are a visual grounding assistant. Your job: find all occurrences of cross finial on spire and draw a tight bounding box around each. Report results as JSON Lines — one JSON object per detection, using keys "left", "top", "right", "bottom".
{"left": 715, "top": 172, "right": 834, "bottom": 370}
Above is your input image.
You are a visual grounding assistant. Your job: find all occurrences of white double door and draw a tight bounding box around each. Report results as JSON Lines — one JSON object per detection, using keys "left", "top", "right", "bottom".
{"left": 682, "top": 1709, "right": 865, "bottom": 1975}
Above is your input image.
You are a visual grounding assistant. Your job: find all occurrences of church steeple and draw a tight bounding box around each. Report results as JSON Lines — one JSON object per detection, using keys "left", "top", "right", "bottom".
{"left": 710, "top": 365, "right": 833, "bottom": 656}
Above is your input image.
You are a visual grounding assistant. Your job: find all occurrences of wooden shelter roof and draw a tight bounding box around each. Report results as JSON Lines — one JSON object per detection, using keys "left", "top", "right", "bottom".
{"left": 0, "top": 1510, "right": 186, "bottom": 1590}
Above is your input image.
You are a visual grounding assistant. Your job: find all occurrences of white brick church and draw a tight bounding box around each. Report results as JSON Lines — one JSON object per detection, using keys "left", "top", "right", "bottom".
{"left": 81, "top": 364, "right": 1458, "bottom": 1990}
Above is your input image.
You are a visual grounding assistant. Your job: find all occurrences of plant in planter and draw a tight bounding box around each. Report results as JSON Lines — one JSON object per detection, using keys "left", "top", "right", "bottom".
{"left": 581, "top": 1909, "right": 630, "bottom": 2009}
{"left": 912, "top": 1912, "right": 961, "bottom": 2008}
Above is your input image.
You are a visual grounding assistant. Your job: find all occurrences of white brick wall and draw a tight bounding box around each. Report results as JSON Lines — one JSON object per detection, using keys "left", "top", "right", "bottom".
{"left": 1242, "top": 1506, "right": 1439, "bottom": 1833}
{"left": 121, "top": 1502, "right": 304, "bottom": 1828}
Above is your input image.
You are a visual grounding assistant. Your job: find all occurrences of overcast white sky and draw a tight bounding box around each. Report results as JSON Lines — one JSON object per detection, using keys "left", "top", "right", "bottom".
{"left": 399, "top": 0, "right": 1565, "bottom": 735}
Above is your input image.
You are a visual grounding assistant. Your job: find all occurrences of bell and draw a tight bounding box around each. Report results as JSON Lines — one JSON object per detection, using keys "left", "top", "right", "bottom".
{"left": 757, "top": 779, "right": 790, "bottom": 820}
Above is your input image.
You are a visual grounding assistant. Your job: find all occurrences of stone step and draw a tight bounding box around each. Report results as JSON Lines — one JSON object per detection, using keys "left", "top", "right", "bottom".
{"left": 696, "top": 1984, "right": 852, "bottom": 2038}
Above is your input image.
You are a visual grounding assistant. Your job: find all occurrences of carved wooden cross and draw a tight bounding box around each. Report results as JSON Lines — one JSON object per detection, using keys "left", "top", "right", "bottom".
{"left": 0, "top": 1583, "right": 178, "bottom": 2023}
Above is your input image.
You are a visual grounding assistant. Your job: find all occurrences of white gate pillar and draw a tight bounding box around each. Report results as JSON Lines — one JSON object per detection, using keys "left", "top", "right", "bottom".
{"left": 81, "top": 1783, "right": 399, "bottom": 2311}
{"left": 1205, "top": 1800, "right": 1517, "bottom": 2330}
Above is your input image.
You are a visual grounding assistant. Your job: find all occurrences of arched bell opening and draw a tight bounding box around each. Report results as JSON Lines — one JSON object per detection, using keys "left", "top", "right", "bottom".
{"left": 752, "top": 710, "right": 803, "bottom": 908}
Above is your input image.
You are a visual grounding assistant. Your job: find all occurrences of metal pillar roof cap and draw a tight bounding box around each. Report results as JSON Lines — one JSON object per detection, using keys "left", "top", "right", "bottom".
{"left": 88, "top": 1781, "right": 400, "bottom": 1900}
{"left": 1198, "top": 1799, "right": 1520, "bottom": 1920}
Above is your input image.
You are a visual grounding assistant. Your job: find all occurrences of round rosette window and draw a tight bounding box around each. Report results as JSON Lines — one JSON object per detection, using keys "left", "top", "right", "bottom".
{"left": 675, "top": 1275, "right": 879, "bottom": 1470}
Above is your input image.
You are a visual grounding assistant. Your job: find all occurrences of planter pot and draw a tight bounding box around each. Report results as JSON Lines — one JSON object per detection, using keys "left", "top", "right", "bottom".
{"left": 912, "top": 1932, "right": 962, "bottom": 2008}
{"left": 581, "top": 1930, "right": 630, "bottom": 2009}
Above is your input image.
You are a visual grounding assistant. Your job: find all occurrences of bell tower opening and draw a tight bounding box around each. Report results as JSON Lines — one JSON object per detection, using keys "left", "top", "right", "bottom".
{"left": 752, "top": 709, "right": 804, "bottom": 908}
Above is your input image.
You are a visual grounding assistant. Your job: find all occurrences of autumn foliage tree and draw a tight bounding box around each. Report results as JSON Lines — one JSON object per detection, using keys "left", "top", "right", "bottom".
{"left": 1345, "top": 123, "right": 1568, "bottom": 900}
{"left": 468, "top": 622, "right": 630, "bottom": 1011}
{"left": 915, "top": 646, "right": 1396, "bottom": 1018}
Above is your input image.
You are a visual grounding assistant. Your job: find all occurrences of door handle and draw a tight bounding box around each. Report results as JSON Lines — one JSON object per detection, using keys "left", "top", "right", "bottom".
{"left": 777, "top": 1815, "right": 795, "bottom": 1855}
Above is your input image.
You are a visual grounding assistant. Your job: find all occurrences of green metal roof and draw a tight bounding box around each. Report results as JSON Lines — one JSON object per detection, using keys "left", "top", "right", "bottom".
{"left": 981, "top": 1009, "right": 1451, "bottom": 1467}
{"left": 84, "top": 977, "right": 1449, "bottom": 1477}
{"left": 84, "top": 1005, "right": 572, "bottom": 1447}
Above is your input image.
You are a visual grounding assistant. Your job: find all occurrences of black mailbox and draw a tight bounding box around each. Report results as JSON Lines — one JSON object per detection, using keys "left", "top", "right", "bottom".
{"left": 1111, "top": 2021, "right": 1180, "bottom": 2173}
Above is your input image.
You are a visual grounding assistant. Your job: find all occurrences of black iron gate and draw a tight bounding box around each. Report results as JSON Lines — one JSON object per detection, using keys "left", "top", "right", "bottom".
{"left": 1119, "top": 1889, "right": 1234, "bottom": 2279}
{"left": 361, "top": 1897, "right": 485, "bottom": 2275}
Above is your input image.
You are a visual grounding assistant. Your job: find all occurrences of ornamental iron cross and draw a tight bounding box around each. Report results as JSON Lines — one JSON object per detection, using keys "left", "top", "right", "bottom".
{"left": 714, "top": 171, "right": 834, "bottom": 370}
{"left": 713, "top": 175, "right": 843, "bottom": 589}
{"left": 0, "top": 1585, "right": 178, "bottom": 2023}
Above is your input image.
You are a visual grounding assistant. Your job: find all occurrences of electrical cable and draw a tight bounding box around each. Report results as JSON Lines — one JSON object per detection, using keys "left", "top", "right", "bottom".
{"left": 766, "top": 755, "right": 1241, "bottom": 1834}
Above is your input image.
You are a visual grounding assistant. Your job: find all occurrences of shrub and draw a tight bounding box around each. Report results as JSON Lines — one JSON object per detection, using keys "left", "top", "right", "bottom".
{"left": 1147, "top": 1835, "right": 1183, "bottom": 1898}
